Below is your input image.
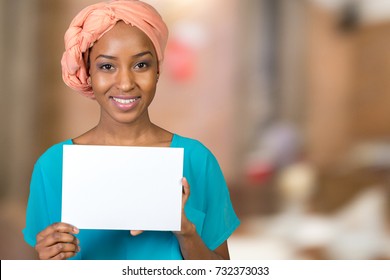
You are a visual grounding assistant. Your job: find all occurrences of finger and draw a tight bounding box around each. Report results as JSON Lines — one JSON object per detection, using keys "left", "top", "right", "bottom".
{"left": 50, "top": 251, "right": 78, "bottom": 260}
{"left": 181, "top": 177, "right": 190, "bottom": 204}
{"left": 36, "top": 232, "right": 78, "bottom": 249}
{"left": 37, "top": 222, "right": 79, "bottom": 242}
{"left": 130, "top": 230, "right": 144, "bottom": 236}
{"left": 38, "top": 242, "right": 79, "bottom": 260}
{"left": 35, "top": 234, "right": 79, "bottom": 260}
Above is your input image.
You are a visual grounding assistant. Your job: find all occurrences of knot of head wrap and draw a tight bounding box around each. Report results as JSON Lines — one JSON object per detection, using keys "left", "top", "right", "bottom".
{"left": 61, "top": 0, "right": 169, "bottom": 98}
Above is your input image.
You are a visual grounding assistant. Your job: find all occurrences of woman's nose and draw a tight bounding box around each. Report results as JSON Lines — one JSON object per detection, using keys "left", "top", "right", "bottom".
{"left": 117, "top": 69, "right": 135, "bottom": 92}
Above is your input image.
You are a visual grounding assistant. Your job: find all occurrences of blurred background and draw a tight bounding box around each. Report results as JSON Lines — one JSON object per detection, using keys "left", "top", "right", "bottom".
{"left": 1, "top": 0, "right": 390, "bottom": 259}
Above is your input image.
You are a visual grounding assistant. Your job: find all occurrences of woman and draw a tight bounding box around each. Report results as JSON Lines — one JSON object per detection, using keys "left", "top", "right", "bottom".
{"left": 23, "top": 0, "right": 239, "bottom": 260}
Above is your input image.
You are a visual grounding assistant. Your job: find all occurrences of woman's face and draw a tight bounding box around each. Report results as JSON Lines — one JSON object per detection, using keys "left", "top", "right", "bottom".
{"left": 88, "top": 21, "right": 159, "bottom": 126}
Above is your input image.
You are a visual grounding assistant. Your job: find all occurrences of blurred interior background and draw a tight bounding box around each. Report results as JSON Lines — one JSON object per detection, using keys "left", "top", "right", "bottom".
{"left": 1, "top": 0, "right": 390, "bottom": 259}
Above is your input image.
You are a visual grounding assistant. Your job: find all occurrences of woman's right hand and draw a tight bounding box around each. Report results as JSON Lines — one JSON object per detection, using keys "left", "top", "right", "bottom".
{"left": 35, "top": 222, "right": 80, "bottom": 260}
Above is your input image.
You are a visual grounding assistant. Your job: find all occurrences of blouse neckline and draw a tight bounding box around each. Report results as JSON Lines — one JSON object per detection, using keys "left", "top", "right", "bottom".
{"left": 68, "top": 133, "right": 178, "bottom": 148}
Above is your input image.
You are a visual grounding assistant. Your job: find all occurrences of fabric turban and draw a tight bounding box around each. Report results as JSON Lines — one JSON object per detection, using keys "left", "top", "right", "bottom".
{"left": 61, "top": 0, "right": 169, "bottom": 98}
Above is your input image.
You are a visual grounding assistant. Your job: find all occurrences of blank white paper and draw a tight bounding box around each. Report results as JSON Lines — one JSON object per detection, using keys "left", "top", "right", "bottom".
{"left": 62, "top": 145, "right": 183, "bottom": 231}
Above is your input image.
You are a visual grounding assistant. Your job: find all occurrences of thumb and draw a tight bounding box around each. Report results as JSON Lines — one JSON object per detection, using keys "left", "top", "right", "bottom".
{"left": 130, "top": 230, "right": 143, "bottom": 236}
{"left": 181, "top": 177, "right": 190, "bottom": 205}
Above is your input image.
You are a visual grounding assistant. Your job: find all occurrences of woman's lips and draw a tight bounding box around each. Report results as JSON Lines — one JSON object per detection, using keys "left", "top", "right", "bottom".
{"left": 110, "top": 96, "right": 141, "bottom": 111}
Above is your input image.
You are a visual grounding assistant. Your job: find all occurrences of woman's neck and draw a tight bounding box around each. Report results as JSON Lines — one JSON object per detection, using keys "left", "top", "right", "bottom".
{"left": 73, "top": 117, "right": 172, "bottom": 147}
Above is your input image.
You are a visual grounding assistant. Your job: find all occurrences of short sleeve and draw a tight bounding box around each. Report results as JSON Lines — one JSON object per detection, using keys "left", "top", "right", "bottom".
{"left": 22, "top": 161, "right": 51, "bottom": 247}
{"left": 200, "top": 152, "right": 240, "bottom": 250}
{"left": 179, "top": 135, "right": 240, "bottom": 251}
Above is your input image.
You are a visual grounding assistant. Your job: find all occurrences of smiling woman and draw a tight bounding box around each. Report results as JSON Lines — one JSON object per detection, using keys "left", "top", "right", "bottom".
{"left": 86, "top": 22, "right": 158, "bottom": 129}
{"left": 22, "top": 0, "right": 239, "bottom": 260}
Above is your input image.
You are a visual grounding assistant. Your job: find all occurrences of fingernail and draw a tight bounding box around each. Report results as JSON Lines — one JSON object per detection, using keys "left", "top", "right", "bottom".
{"left": 73, "top": 227, "right": 79, "bottom": 234}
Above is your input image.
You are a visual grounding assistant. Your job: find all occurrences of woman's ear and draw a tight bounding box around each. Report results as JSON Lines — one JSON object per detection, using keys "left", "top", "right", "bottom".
{"left": 86, "top": 76, "right": 96, "bottom": 100}
{"left": 83, "top": 47, "right": 92, "bottom": 73}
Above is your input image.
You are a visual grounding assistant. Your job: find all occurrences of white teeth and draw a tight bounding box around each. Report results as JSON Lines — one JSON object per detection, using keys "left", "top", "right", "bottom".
{"left": 112, "top": 97, "right": 137, "bottom": 104}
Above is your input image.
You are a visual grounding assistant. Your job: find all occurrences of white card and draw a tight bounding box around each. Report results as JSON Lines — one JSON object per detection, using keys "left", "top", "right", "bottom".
{"left": 62, "top": 145, "right": 183, "bottom": 231}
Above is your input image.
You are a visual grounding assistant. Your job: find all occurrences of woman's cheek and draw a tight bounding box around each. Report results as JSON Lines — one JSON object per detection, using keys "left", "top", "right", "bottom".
{"left": 92, "top": 75, "right": 112, "bottom": 91}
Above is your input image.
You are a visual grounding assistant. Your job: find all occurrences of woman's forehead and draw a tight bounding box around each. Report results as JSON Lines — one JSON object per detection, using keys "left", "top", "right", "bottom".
{"left": 91, "top": 22, "right": 156, "bottom": 57}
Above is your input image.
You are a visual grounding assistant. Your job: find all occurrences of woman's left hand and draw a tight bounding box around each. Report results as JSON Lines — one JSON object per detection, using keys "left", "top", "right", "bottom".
{"left": 173, "top": 177, "right": 229, "bottom": 259}
{"left": 174, "top": 177, "right": 196, "bottom": 237}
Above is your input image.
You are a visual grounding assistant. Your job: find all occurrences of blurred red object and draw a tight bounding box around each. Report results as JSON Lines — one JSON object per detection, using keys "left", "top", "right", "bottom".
{"left": 165, "top": 39, "right": 196, "bottom": 82}
{"left": 245, "top": 162, "right": 274, "bottom": 186}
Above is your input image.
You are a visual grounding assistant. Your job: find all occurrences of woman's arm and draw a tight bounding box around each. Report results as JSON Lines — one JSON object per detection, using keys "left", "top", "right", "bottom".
{"left": 175, "top": 230, "right": 230, "bottom": 260}
{"left": 174, "top": 178, "right": 230, "bottom": 260}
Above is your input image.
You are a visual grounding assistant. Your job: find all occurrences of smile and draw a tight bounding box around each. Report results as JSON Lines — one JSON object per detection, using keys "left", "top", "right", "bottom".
{"left": 111, "top": 97, "right": 139, "bottom": 104}
{"left": 110, "top": 96, "right": 141, "bottom": 112}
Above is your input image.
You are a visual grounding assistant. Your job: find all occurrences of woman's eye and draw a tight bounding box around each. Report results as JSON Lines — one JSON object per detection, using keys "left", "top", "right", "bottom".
{"left": 99, "top": 64, "right": 114, "bottom": 70}
{"left": 135, "top": 62, "right": 148, "bottom": 69}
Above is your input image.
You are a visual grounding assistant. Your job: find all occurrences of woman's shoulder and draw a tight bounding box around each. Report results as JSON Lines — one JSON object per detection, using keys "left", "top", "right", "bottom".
{"left": 172, "top": 134, "right": 209, "bottom": 151}
{"left": 36, "top": 139, "right": 73, "bottom": 164}
{"left": 172, "top": 134, "right": 217, "bottom": 162}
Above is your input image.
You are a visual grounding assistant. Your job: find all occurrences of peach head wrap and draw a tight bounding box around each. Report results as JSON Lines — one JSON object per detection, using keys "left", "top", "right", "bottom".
{"left": 61, "top": 0, "right": 169, "bottom": 98}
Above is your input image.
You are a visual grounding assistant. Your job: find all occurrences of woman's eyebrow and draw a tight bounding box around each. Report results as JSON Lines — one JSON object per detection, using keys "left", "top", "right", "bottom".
{"left": 95, "top": 51, "right": 153, "bottom": 61}
{"left": 132, "top": 51, "right": 153, "bottom": 58}
{"left": 95, "top": 54, "right": 117, "bottom": 60}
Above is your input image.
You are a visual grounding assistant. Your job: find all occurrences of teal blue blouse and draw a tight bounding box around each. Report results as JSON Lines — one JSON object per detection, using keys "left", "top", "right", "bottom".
{"left": 23, "top": 134, "right": 240, "bottom": 259}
